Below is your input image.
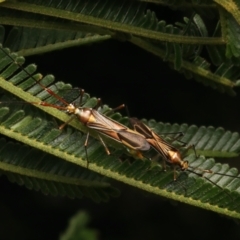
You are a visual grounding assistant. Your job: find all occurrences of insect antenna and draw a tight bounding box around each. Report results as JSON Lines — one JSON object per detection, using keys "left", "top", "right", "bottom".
{"left": 0, "top": 46, "right": 151, "bottom": 170}
{"left": 0, "top": 46, "right": 95, "bottom": 166}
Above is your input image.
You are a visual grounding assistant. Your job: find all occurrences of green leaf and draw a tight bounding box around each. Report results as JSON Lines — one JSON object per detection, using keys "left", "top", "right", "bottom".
{"left": 2, "top": 2, "right": 240, "bottom": 96}
{"left": 145, "top": 119, "right": 240, "bottom": 157}
{"left": 60, "top": 211, "right": 98, "bottom": 240}
{"left": 1, "top": 46, "right": 240, "bottom": 219}
{"left": 0, "top": 138, "right": 120, "bottom": 202}
{"left": 2, "top": 25, "right": 111, "bottom": 56}
{"left": 0, "top": 0, "right": 221, "bottom": 44}
{"left": 225, "top": 12, "right": 240, "bottom": 58}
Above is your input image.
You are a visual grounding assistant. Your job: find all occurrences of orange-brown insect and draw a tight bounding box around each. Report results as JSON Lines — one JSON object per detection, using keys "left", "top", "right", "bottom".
{"left": 0, "top": 46, "right": 150, "bottom": 165}
{"left": 45, "top": 96, "right": 151, "bottom": 163}
{"left": 129, "top": 118, "right": 240, "bottom": 185}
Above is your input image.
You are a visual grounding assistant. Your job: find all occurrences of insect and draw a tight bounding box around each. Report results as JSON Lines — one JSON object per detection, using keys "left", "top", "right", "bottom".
{"left": 129, "top": 117, "right": 240, "bottom": 188}
{"left": 0, "top": 46, "right": 151, "bottom": 166}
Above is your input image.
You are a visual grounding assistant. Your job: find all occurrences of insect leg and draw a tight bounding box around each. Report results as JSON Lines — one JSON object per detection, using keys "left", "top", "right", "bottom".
{"left": 98, "top": 135, "right": 111, "bottom": 155}
{"left": 181, "top": 144, "right": 198, "bottom": 158}
{"left": 59, "top": 115, "right": 76, "bottom": 130}
{"left": 102, "top": 104, "right": 125, "bottom": 116}
{"left": 84, "top": 132, "right": 90, "bottom": 168}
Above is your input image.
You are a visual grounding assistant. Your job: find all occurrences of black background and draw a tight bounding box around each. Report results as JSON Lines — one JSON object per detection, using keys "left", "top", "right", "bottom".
{"left": 1, "top": 4, "right": 240, "bottom": 240}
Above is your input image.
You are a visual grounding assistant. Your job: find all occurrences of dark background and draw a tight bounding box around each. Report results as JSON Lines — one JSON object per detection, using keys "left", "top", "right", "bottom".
{"left": 2, "top": 5, "right": 240, "bottom": 240}
{"left": 0, "top": 39, "right": 240, "bottom": 240}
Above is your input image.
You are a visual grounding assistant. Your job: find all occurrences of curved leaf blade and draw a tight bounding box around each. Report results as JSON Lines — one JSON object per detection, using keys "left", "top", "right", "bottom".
{"left": 1, "top": 46, "right": 240, "bottom": 218}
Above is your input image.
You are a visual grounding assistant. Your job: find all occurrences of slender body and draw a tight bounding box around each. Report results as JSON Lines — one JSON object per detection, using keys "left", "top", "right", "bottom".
{"left": 74, "top": 107, "right": 150, "bottom": 153}
{"left": 45, "top": 101, "right": 151, "bottom": 160}
{"left": 129, "top": 118, "right": 208, "bottom": 180}
{"left": 129, "top": 118, "right": 240, "bottom": 197}
{"left": 0, "top": 46, "right": 150, "bottom": 163}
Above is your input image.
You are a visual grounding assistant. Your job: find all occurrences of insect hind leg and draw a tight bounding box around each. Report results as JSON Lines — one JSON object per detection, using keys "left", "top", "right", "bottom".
{"left": 98, "top": 135, "right": 111, "bottom": 155}
{"left": 181, "top": 144, "right": 198, "bottom": 158}
{"left": 90, "top": 98, "right": 124, "bottom": 113}
{"left": 83, "top": 132, "right": 110, "bottom": 168}
{"left": 101, "top": 104, "right": 125, "bottom": 116}
{"left": 84, "top": 132, "right": 91, "bottom": 168}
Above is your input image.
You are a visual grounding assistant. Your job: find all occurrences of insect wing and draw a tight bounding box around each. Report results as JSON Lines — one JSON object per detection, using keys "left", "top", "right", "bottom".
{"left": 129, "top": 118, "right": 153, "bottom": 138}
{"left": 87, "top": 110, "right": 150, "bottom": 151}
{"left": 130, "top": 118, "right": 176, "bottom": 159}
{"left": 87, "top": 109, "right": 127, "bottom": 131}
{"left": 117, "top": 130, "right": 150, "bottom": 151}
